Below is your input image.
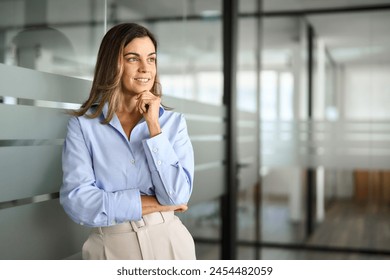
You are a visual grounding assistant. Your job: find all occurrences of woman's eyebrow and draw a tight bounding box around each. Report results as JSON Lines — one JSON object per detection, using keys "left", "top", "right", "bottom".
{"left": 124, "top": 52, "right": 156, "bottom": 56}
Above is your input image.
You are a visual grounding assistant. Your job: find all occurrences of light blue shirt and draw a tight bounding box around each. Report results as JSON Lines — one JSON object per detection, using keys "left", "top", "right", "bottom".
{"left": 60, "top": 103, "right": 194, "bottom": 227}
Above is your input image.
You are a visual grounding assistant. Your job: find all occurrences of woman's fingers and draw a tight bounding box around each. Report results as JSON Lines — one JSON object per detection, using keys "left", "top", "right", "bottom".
{"left": 136, "top": 91, "right": 160, "bottom": 114}
{"left": 174, "top": 204, "right": 188, "bottom": 212}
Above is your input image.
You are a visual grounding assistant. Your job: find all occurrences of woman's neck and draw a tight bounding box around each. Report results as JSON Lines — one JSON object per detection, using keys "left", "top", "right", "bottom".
{"left": 117, "top": 94, "right": 138, "bottom": 113}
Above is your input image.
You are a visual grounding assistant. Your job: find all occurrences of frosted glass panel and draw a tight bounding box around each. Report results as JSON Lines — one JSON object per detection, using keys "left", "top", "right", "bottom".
{"left": 0, "top": 64, "right": 90, "bottom": 102}
{"left": 261, "top": 120, "right": 390, "bottom": 170}
{"left": 0, "top": 199, "right": 90, "bottom": 259}
{"left": 0, "top": 146, "right": 62, "bottom": 202}
{"left": 0, "top": 105, "right": 69, "bottom": 139}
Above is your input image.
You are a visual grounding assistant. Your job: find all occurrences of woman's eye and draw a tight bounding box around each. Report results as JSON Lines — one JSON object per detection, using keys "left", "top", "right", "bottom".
{"left": 127, "top": 57, "right": 138, "bottom": 62}
{"left": 148, "top": 57, "right": 156, "bottom": 63}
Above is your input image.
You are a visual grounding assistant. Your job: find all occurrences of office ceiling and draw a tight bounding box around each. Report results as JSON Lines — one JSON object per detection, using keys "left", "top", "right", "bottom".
{"left": 307, "top": 11, "right": 390, "bottom": 64}
{"left": 115, "top": 0, "right": 390, "bottom": 14}
{"left": 114, "top": 0, "right": 390, "bottom": 66}
{"left": 262, "top": 0, "right": 390, "bottom": 11}
{"left": 259, "top": 1, "right": 390, "bottom": 66}
{"left": 2, "top": 0, "right": 389, "bottom": 69}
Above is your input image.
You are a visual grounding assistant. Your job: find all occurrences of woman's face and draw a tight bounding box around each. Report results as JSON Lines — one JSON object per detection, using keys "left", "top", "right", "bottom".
{"left": 121, "top": 36, "right": 156, "bottom": 96}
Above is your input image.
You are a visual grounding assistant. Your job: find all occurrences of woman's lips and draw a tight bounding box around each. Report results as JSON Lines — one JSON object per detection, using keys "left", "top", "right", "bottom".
{"left": 134, "top": 78, "right": 150, "bottom": 83}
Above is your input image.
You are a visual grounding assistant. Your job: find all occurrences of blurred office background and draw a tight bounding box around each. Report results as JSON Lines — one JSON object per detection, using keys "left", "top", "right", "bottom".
{"left": 1, "top": 0, "right": 390, "bottom": 260}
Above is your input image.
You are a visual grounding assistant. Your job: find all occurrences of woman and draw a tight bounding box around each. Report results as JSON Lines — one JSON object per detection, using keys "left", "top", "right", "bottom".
{"left": 60, "top": 23, "right": 196, "bottom": 260}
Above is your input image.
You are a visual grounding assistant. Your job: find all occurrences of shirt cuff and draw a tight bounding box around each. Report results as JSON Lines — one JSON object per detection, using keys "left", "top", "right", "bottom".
{"left": 109, "top": 188, "right": 142, "bottom": 225}
{"left": 142, "top": 132, "right": 179, "bottom": 171}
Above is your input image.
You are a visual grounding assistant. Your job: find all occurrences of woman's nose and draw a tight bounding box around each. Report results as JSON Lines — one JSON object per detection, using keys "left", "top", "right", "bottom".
{"left": 138, "top": 60, "right": 150, "bottom": 72}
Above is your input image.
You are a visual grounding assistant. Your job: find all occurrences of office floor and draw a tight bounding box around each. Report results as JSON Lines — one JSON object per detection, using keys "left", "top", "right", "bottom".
{"left": 307, "top": 200, "right": 390, "bottom": 251}
{"left": 260, "top": 198, "right": 390, "bottom": 259}
{"left": 192, "top": 197, "right": 390, "bottom": 260}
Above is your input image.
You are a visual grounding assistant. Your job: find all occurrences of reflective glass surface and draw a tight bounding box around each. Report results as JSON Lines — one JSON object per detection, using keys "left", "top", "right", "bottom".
{"left": 260, "top": 9, "right": 390, "bottom": 257}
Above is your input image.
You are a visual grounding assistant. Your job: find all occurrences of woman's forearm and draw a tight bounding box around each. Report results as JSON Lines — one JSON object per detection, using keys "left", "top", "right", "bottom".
{"left": 141, "top": 195, "right": 188, "bottom": 216}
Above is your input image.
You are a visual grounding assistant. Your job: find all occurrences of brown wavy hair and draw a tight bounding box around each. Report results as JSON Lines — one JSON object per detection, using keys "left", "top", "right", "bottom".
{"left": 71, "top": 23, "right": 162, "bottom": 123}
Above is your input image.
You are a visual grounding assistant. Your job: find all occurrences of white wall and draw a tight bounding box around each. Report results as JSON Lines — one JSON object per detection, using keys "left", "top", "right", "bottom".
{"left": 344, "top": 64, "right": 390, "bottom": 120}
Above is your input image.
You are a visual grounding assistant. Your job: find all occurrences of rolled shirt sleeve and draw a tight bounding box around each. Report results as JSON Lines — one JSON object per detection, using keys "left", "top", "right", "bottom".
{"left": 142, "top": 114, "right": 194, "bottom": 205}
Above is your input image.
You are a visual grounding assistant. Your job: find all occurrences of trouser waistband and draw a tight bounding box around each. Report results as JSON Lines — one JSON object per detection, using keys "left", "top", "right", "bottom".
{"left": 92, "top": 211, "right": 174, "bottom": 234}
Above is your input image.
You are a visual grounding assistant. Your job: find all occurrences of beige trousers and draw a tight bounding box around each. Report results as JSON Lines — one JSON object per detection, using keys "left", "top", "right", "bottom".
{"left": 82, "top": 211, "right": 196, "bottom": 260}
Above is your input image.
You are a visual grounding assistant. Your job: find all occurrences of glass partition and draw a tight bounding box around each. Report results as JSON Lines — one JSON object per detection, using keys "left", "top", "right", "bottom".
{"left": 260, "top": 9, "right": 390, "bottom": 259}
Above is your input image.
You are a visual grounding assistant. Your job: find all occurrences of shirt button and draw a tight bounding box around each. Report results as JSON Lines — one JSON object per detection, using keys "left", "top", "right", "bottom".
{"left": 153, "top": 147, "right": 158, "bottom": 153}
{"left": 79, "top": 222, "right": 84, "bottom": 226}
{"left": 157, "top": 160, "right": 162, "bottom": 165}
{"left": 131, "top": 159, "right": 135, "bottom": 164}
